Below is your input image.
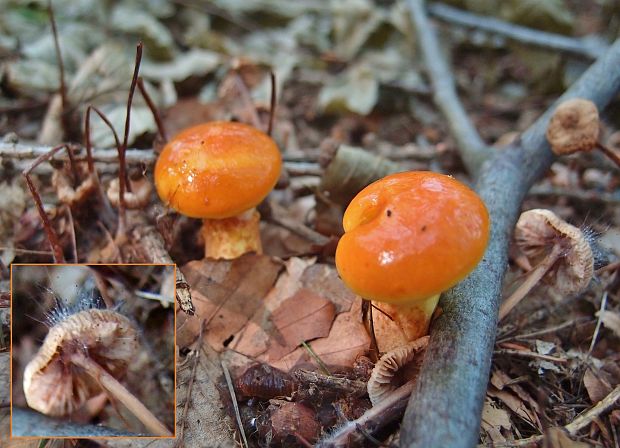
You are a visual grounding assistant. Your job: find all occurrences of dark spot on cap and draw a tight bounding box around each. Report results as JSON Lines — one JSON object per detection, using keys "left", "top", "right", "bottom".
{"left": 386, "top": 209, "right": 392, "bottom": 217}
{"left": 421, "top": 225, "right": 427, "bottom": 232}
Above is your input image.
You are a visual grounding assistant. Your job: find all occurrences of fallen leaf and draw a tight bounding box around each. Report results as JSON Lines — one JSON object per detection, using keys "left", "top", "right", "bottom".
{"left": 480, "top": 397, "right": 512, "bottom": 444}
{"left": 177, "top": 254, "right": 282, "bottom": 351}
{"left": 300, "top": 263, "right": 357, "bottom": 313}
{"left": 596, "top": 310, "right": 620, "bottom": 339}
{"left": 271, "top": 297, "right": 370, "bottom": 372}
{"left": 268, "top": 288, "right": 336, "bottom": 360}
{"left": 488, "top": 386, "right": 541, "bottom": 431}
{"left": 545, "top": 427, "right": 591, "bottom": 447}
{"left": 231, "top": 257, "right": 317, "bottom": 358}
{"left": 583, "top": 368, "right": 612, "bottom": 404}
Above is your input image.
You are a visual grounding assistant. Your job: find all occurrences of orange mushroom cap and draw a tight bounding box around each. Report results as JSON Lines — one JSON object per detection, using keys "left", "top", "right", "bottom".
{"left": 154, "top": 121, "right": 282, "bottom": 219}
{"left": 335, "top": 171, "right": 490, "bottom": 304}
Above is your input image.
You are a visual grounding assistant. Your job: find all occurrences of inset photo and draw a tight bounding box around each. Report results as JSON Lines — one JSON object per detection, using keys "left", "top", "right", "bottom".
{"left": 11, "top": 264, "right": 175, "bottom": 438}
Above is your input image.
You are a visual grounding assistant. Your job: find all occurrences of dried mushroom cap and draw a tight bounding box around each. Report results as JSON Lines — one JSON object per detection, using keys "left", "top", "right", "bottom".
{"left": 515, "top": 209, "right": 593, "bottom": 295}
{"left": 367, "top": 336, "right": 429, "bottom": 406}
{"left": 23, "top": 309, "right": 138, "bottom": 416}
{"left": 546, "top": 98, "right": 599, "bottom": 155}
{"left": 107, "top": 177, "right": 153, "bottom": 209}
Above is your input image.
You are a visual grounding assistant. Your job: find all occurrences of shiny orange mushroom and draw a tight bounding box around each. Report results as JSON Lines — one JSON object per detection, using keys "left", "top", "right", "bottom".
{"left": 335, "top": 171, "right": 490, "bottom": 352}
{"left": 154, "top": 121, "right": 282, "bottom": 259}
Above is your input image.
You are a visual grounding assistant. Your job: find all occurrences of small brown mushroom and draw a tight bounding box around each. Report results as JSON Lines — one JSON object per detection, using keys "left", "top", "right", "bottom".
{"left": 367, "top": 336, "right": 429, "bottom": 406}
{"left": 498, "top": 209, "right": 593, "bottom": 321}
{"left": 546, "top": 98, "right": 620, "bottom": 168}
{"left": 23, "top": 307, "right": 171, "bottom": 436}
{"left": 52, "top": 162, "right": 97, "bottom": 206}
{"left": 106, "top": 175, "right": 153, "bottom": 209}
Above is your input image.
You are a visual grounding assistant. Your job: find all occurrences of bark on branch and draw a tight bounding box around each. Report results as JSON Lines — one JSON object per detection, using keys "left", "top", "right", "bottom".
{"left": 400, "top": 25, "right": 620, "bottom": 448}
{"left": 407, "top": 0, "right": 494, "bottom": 178}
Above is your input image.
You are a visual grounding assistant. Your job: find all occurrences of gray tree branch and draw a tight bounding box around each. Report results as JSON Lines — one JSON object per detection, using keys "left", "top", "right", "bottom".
{"left": 400, "top": 34, "right": 620, "bottom": 448}
{"left": 407, "top": 0, "right": 494, "bottom": 178}
{"left": 428, "top": 2, "right": 606, "bottom": 60}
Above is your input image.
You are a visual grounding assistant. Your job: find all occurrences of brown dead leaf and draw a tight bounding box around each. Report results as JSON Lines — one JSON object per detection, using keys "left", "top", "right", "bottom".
{"left": 544, "top": 427, "right": 591, "bottom": 448}
{"left": 300, "top": 263, "right": 357, "bottom": 313}
{"left": 231, "top": 257, "right": 317, "bottom": 358}
{"left": 491, "top": 370, "right": 542, "bottom": 414}
{"left": 488, "top": 386, "right": 541, "bottom": 432}
{"left": 596, "top": 310, "right": 620, "bottom": 338}
{"left": 583, "top": 368, "right": 612, "bottom": 403}
{"left": 480, "top": 397, "right": 512, "bottom": 444}
{"left": 267, "top": 288, "right": 336, "bottom": 360}
{"left": 177, "top": 254, "right": 282, "bottom": 350}
{"left": 271, "top": 297, "right": 370, "bottom": 372}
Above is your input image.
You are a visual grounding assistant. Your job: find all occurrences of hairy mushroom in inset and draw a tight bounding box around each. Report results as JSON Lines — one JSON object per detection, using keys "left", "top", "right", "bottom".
{"left": 23, "top": 304, "right": 171, "bottom": 436}
{"left": 498, "top": 209, "right": 594, "bottom": 320}
{"left": 546, "top": 98, "right": 620, "bottom": 168}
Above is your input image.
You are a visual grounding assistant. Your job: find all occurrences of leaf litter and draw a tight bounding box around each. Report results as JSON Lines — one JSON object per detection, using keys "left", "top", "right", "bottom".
{"left": 1, "top": 0, "right": 620, "bottom": 447}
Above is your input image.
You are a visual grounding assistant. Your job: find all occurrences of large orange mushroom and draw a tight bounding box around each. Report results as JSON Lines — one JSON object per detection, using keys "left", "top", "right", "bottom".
{"left": 154, "top": 121, "right": 282, "bottom": 259}
{"left": 335, "top": 171, "right": 490, "bottom": 352}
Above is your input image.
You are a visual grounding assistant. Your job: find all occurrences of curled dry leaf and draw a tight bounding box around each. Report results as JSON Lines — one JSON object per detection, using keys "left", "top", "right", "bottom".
{"left": 546, "top": 98, "right": 599, "bottom": 155}
{"left": 267, "top": 288, "right": 336, "bottom": 360}
{"left": 235, "top": 363, "right": 298, "bottom": 400}
{"left": 271, "top": 297, "right": 370, "bottom": 372}
{"left": 367, "top": 336, "right": 429, "bottom": 406}
{"left": 231, "top": 257, "right": 317, "bottom": 359}
{"left": 177, "top": 254, "right": 282, "bottom": 350}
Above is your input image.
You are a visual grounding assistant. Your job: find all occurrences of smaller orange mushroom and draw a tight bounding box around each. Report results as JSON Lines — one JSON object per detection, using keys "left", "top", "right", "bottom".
{"left": 335, "top": 171, "right": 490, "bottom": 352}
{"left": 154, "top": 121, "right": 282, "bottom": 259}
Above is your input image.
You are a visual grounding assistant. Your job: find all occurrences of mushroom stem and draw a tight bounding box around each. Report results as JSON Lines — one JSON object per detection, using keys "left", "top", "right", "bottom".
{"left": 201, "top": 208, "right": 262, "bottom": 259}
{"left": 371, "top": 294, "right": 440, "bottom": 353}
{"left": 70, "top": 351, "right": 172, "bottom": 436}
{"left": 498, "top": 244, "right": 564, "bottom": 321}
{"left": 596, "top": 142, "right": 620, "bottom": 169}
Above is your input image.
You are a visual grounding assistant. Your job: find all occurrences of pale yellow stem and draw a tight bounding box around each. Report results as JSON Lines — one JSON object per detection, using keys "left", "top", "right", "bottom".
{"left": 372, "top": 294, "right": 440, "bottom": 353}
{"left": 201, "top": 209, "right": 262, "bottom": 259}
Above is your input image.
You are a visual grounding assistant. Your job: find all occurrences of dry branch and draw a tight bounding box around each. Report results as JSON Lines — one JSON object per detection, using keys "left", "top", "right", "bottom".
{"left": 407, "top": 0, "right": 493, "bottom": 178}
{"left": 400, "top": 28, "right": 620, "bottom": 448}
{"left": 428, "top": 2, "right": 606, "bottom": 60}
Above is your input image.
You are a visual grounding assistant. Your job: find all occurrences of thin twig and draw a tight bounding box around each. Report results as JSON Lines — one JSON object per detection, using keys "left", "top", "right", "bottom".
{"left": 407, "top": 0, "right": 493, "bottom": 178}
{"left": 317, "top": 381, "right": 415, "bottom": 447}
{"left": 300, "top": 341, "right": 331, "bottom": 375}
{"left": 427, "top": 2, "right": 605, "bottom": 60}
{"left": 221, "top": 360, "right": 249, "bottom": 448}
{"left": 137, "top": 77, "right": 168, "bottom": 142}
{"left": 493, "top": 349, "right": 568, "bottom": 364}
{"left": 588, "top": 292, "right": 608, "bottom": 355}
{"left": 493, "top": 385, "right": 620, "bottom": 447}
{"left": 0, "top": 141, "right": 324, "bottom": 167}
{"left": 497, "top": 317, "right": 591, "bottom": 343}
{"left": 596, "top": 141, "right": 620, "bottom": 169}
